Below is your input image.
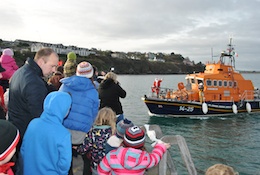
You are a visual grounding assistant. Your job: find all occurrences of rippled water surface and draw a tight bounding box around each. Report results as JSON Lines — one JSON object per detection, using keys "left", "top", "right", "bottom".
{"left": 117, "top": 74, "right": 260, "bottom": 175}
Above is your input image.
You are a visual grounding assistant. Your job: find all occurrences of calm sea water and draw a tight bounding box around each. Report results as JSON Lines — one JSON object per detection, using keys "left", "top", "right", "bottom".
{"left": 117, "top": 73, "right": 260, "bottom": 175}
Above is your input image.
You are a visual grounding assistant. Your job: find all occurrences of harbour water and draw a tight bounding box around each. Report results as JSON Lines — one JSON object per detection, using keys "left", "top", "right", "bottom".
{"left": 117, "top": 74, "right": 260, "bottom": 175}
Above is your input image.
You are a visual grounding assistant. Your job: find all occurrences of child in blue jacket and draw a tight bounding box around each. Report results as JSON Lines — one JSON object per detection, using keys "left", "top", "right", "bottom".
{"left": 21, "top": 91, "right": 72, "bottom": 175}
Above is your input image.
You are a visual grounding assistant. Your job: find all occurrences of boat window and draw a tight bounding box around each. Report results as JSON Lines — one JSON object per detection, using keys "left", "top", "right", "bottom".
{"left": 234, "top": 81, "right": 237, "bottom": 87}
{"left": 206, "top": 79, "right": 212, "bottom": 86}
{"left": 218, "top": 80, "right": 222, "bottom": 87}
{"left": 186, "top": 79, "right": 192, "bottom": 90}
{"left": 224, "top": 90, "right": 230, "bottom": 97}
{"left": 197, "top": 79, "right": 203, "bottom": 85}
{"left": 223, "top": 81, "right": 227, "bottom": 87}
{"left": 229, "top": 81, "right": 233, "bottom": 87}
{"left": 191, "top": 78, "right": 195, "bottom": 84}
{"left": 213, "top": 80, "right": 217, "bottom": 86}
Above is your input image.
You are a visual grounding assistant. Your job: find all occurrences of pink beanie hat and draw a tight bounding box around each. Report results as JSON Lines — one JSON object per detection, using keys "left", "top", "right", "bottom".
{"left": 3, "top": 48, "right": 14, "bottom": 56}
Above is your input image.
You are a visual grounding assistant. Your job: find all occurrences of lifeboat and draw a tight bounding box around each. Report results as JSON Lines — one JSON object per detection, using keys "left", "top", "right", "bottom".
{"left": 142, "top": 38, "right": 260, "bottom": 117}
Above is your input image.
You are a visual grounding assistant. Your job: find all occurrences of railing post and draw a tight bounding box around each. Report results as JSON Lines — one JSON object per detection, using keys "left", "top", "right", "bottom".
{"left": 159, "top": 150, "right": 168, "bottom": 175}
{"left": 160, "top": 135, "right": 197, "bottom": 175}
{"left": 176, "top": 135, "right": 197, "bottom": 175}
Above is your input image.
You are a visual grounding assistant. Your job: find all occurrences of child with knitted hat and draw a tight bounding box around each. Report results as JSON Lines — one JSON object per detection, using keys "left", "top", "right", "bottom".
{"left": 105, "top": 118, "right": 134, "bottom": 154}
{"left": 60, "top": 61, "right": 99, "bottom": 174}
{"left": 60, "top": 61, "right": 99, "bottom": 144}
{"left": 0, "top": 48, "right": 19, "bottom": 92}
{"left": 98, "top": 125, "right": 171, "bottom": 175}
{"left": 0, "top": 120, "right": 20, "bottom": 175}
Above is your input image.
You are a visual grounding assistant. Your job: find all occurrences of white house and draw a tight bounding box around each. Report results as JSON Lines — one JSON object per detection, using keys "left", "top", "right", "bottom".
{"left": 30, "top": 42, "right": 96, "bottom": 56}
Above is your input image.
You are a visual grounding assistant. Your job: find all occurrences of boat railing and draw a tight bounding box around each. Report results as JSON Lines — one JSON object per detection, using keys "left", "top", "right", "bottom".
{"left": 151, "top": 87, "right": 260, "bottom": 102}
{"left": 240, "top": 90, "right": 259, "bottom": 101}
{"left": 151, "top": 87, "right": 196, "bottom": 101}
{"left": 150, "top": 87, "right": 173, "bottom": 97}
{"left": 253, "top": 88, "right": 260, "bottom": 99}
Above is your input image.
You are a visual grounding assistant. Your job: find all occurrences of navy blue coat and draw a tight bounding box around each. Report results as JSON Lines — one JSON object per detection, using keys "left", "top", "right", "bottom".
{"left": 8, "top": 57, "right": 48, "bottom": 138}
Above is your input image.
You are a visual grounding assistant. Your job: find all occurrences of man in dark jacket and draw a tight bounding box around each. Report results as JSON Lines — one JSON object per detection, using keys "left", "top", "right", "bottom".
{"left": 8, "top": 48, "right": 59, "bottom": 145}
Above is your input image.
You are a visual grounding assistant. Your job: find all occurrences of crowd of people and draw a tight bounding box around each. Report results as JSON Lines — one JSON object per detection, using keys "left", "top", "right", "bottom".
{"left": 0, "top": 48, "right": 238, "bottom": 175}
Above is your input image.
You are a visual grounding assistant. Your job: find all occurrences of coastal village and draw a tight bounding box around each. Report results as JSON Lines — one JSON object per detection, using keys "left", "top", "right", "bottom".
{"left": 0, "top": 38, "right": 193, "bottom": 63}
{"left": 0, "top": 38, "right": 205, "bottom": 74}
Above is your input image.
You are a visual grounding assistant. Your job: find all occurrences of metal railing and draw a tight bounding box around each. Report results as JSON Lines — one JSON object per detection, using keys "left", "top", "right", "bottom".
{"left": 240, "top": 90, "right": 259, "bottom": 101}
{"left": 141, "top": 125, "right": 197, "bottom": 175}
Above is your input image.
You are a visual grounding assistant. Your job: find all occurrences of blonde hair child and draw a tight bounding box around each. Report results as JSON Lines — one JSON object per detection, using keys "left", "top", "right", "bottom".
{"left": 94, "top": 107, "right": 116, "bottom": 134}
{"left": 77, "top": 107, "right": 116, "bottom": 175}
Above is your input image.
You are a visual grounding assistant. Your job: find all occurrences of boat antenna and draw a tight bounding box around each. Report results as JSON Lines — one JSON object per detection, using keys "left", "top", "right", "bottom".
{"left": 211, "top": 47, "right": 213, "bottom": 62}
{"left": 211, "top": 47, "right": 218, "bottom": 62}
{"left": 227, "top": 37, "right": 236, "bottom": 68}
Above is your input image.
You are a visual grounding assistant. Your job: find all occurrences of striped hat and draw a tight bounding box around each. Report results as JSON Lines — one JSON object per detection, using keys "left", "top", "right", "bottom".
{"left": 123, "top": 125, "right": 145, "bottom": 149}
{"left": 76, "top": 61, "right": 93, "bottom": 78}
{"left": 0, "top": 120, "right": 20, "bottom": 161}
{"left": 116, "top": 118, "right": 134, "bottom": 139}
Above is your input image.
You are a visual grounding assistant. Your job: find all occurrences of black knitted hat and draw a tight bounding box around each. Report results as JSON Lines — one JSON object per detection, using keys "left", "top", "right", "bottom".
{"left": 0, "top": 120, "right": 20, "bottom": 161}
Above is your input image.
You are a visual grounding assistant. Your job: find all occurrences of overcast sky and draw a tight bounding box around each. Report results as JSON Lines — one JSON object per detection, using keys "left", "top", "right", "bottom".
{"left": 1, "top": 0, "right": 260, "bottom": 70}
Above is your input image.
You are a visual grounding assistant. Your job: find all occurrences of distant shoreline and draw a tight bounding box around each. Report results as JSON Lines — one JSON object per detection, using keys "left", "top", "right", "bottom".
{"left": 239, "top": 71, "right": 260, "bottom": 73}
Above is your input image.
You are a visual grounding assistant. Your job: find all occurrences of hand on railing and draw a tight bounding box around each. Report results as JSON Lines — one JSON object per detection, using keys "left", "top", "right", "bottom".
{"left": 144, "top": 124, "right": 170, "bottom": 148}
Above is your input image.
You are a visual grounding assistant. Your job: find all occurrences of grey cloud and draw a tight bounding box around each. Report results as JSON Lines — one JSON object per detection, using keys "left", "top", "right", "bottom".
{"left": 1, "top": 0, "right": 260, "bottom": 70}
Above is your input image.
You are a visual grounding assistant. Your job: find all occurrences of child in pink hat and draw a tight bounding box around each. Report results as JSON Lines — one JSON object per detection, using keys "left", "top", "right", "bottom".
{"left": 0, "top": 48, "right": 19, "bottom": 92}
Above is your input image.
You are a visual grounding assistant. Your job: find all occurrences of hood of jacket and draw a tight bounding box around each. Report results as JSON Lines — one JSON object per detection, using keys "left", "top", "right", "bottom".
{"left": 41, "top": 91, "right": 72, "bottom": 123}
{"left": 60, "top": 75, "right": 95, "bottom": 91}
{"left": 99, "top": 78, "right": 115, "bottom": 89}
{"left": 115, "top": 147, "right": 146, "bottom": 170}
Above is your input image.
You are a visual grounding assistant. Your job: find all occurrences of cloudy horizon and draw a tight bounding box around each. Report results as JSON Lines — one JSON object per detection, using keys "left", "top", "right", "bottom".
{"left": 1, "top": 0, "right": 260, "bottom": 70}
